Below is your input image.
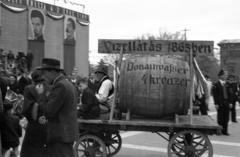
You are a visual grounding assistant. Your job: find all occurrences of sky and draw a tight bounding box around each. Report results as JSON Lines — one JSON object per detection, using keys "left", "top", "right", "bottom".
{"left": 37, "top": 0, "right": 240, "bottom": 59}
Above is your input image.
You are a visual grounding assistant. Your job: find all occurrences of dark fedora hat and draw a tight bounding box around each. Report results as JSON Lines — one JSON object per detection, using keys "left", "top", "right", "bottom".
{"left": 38, "top": 58, "right": 63, "bottom": 71}
{"left": 94, "top": 65, "right": 108, "bottom": 75}
{"left": 218, "top": 68, "right": 227, "bottom": 76}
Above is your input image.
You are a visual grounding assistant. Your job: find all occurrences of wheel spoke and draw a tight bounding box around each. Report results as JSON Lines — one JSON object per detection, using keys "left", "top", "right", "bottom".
{"left": 78, "top": 149, "right": 85, "bottom": 152}
{"left": 173, "top": 141, "right": 184, "bottom": 148}
{"left": 112, "top": 135, "right": 118, "bottom": 139}
{"left": 183, "top": 135, "right": 189, "bottom": 146}
{"left": 86, "top": 139, "right": 90, "bottom": 147}
{"left": 94, "top": 146, "right": 101, "bottom": 151}
{"left": 109, "top": 144, "right": 117, "bottom": 150}
{"left": 107, "top": 146, "right": 111, "bottom": 154}
{"left": 194, "top": 138, "right": 205, "bottom": 148}
{"left": 193, "top": 153, "right": 201, "bottom": 157}
{"left": 170, "top": 149, "right": 185, "bottom": 154}
{"left": 80, "top": 142, "right": 86, "bottom": 148}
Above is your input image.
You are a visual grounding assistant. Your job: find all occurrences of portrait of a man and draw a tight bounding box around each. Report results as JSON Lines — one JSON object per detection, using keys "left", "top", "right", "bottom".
{"left": 64, "top": 17, "right": 76, "bottom": 45}
{"left": 30, "top": 10, "right": 45, "bottom": 42}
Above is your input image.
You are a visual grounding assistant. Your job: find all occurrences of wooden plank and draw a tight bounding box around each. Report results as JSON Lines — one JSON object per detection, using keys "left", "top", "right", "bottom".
{"left": 78, "top": 115, "right": 220, "bottom": 130}
{"left": 98, "top": 39, "right": 214, "bottom": 56}
{"left": 109, "top": 47, "right": 123, "bottom": 121}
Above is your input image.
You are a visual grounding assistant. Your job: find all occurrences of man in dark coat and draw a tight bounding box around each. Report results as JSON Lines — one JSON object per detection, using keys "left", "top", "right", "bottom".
{"left": 21, "top": 69, "right": 51, "bottom": 157}
{"left": 16, "top": 67, "right": 28, "bottom": 95}
{"left": 88, "top": 73, "right": 99, "bottom": 94}
{"left": 36, "top": 58, "right": 78, "bottom": 157}
{"left": 77, "top": 77, "right": 100, "bottom": 119}
{"left": 227, "top": 74, "right": 239, "bottom": 123}
{"left": 212, "top": 69, "right": 232, "bottom": 136}
{"left": 26, "top": 50, "right": 34, "bottom": 72}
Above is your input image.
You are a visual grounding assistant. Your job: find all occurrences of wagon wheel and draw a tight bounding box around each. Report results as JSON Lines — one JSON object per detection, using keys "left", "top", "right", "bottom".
{"left": 74, "top": 135, "right": 107, "bottom": 157}
{"left": 168, "top": 130, "right": 213, "bottom": 157}
{"left": 104, "top": 133, "right": 122, "bottom": 157}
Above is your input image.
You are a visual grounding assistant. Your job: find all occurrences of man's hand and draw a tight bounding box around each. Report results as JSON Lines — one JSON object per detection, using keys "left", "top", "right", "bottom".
{"left": 229, "top": 103, "right": 233, "bottom": 109}
{"left": 215, "top": 105, "right": 219, "bottom": 110}
{"left": 235, "top": 101, "right": 239, "bottom": 106}
{"left": 39, "top": 116, "right": 48, "bottom": 124}
{"left": 36, "top": 84, "right": 44, "bottom": 94}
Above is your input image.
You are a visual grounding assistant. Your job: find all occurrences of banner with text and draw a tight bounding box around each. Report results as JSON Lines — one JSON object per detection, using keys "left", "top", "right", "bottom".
{"left": 98, "top": 39, "right": 214, "bottom": 56}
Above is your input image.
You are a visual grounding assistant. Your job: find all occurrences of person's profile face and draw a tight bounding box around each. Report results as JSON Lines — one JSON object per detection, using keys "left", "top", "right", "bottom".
{"left": 9, "top": 76, "right": 16, "bottom": 84}
{"left": 42, "top": 70, "right": 53, "bottom": 85}
{"left": 79, "top": 82, "right": 86, "bottom": 92}
{"left": 66, "top": 21, "right": 74, "bottom": 38}
{"left": 94, "top": 73, "right": 102, "bottom": 81}
{"left": 32, "top": 17, "right": 43, "bottom": 37}
{"left": 220, "top": 74, "right": 227, "bottom": 81}
{"left": 16, "top": 69, "right": 22, "bottom": 76}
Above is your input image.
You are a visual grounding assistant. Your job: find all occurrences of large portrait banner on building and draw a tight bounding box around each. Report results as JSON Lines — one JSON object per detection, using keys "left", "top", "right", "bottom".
{"left": 28, "top": 9, "right": 45, "bottom": 42}
{"left": 64, "top": 15, "right": 76, "bottom": 45}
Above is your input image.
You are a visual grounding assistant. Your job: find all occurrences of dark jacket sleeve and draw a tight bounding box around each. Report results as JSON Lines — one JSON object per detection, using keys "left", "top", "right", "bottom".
{"left": 80, "top": 89, "right": 96, "bottom": 112}
{"left": 16, "top": 117, "right": 22, "bottom": 137}
{"left": 212, "top": 82, "right": 221, "bottom": 106}
{"left": 0, "top": 89, "right": 3, "bottom": 112}
{"left": 39, "top": 82, "right": 66, "bottom": 120}
{"left": 0, "top": 77, "right": 8, "bottom": 102}
{"left": 22, "top": 86, "right": 35, "bottom": 119}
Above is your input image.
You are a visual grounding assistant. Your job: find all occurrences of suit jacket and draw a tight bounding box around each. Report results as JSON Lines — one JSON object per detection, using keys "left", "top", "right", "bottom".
{"left": 39, "top": 76, "right": 79, "bottom": 143}
{"left": 228, "top": 81, "right": 239, "bottom": 103}
{"left": 35, "top": 35, "right": 44, "bottom": 42}
{"left": 79, "top": 87, "right": 100, "bottom": 119}
{"left": 64, "top": 37, "right": 76, "bottom": 45}
{"left": 17, "top": 76, "right": 28, "bottom": 95}
{"left": 212, "top": 81, "right": 231, "bottom": 108}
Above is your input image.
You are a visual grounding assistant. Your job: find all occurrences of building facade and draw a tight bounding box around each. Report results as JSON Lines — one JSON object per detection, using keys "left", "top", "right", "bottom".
{"left": 218, "top": 39, "right": 240, "bottom": 82}
{"left": 0, "top": 0, "right": 90, "bottom": 76}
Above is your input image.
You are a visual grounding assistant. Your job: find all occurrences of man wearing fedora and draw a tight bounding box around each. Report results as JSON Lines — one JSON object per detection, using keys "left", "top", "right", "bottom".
{"left": 212, "top": 69, "right": 232, "bottom": 136}
{"left": 94, "top": 65, "right": 114, "bottom": 107}
{"left": 36, "top": 58, "right": 78, "bottom": 157}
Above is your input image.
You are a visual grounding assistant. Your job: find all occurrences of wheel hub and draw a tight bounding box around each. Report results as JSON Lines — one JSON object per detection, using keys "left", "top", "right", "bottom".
{"left": 184, "top": 146, "right": 195, "bottom": 157}
{"left": 84, "top": 147, "right": 95, "bottom": 157}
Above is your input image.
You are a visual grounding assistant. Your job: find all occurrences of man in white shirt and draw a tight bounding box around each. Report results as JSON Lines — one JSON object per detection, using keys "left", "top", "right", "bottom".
{"left": 94, "top": 66, "right": 114, "bottom": 109}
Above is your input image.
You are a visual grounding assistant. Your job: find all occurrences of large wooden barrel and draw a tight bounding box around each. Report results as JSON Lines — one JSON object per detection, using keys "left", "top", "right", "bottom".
{"left": 119, "top": 56, "right": 190, "bottom": 118}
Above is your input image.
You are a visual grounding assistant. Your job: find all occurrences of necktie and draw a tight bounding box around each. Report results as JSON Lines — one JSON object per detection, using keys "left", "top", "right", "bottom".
{"left": 223, "top": 82, "right": 228, "bottom": 99}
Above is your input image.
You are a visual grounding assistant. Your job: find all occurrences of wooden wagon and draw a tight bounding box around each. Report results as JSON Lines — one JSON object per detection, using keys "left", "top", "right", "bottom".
{"left": 74, "top": 40, "right": 220, "bottom": 157}
{"left": 75, "top": 114, "right": 221, "bottom": 157}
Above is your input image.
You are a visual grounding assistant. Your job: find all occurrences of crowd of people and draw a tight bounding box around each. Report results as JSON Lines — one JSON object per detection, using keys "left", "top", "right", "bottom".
{"left": 0, "top": 56, "right": 240, "bottom": 157}
{"left": 0, "top": 57, "right": 114, "bottom": 157}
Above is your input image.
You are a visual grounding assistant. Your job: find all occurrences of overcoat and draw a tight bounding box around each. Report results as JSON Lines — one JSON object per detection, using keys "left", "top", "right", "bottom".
{"left": 20, "top": 84, "right": 51, "bottom": 157}
{"left": 39, "top": 76, "right": 79, "bottom": 143}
